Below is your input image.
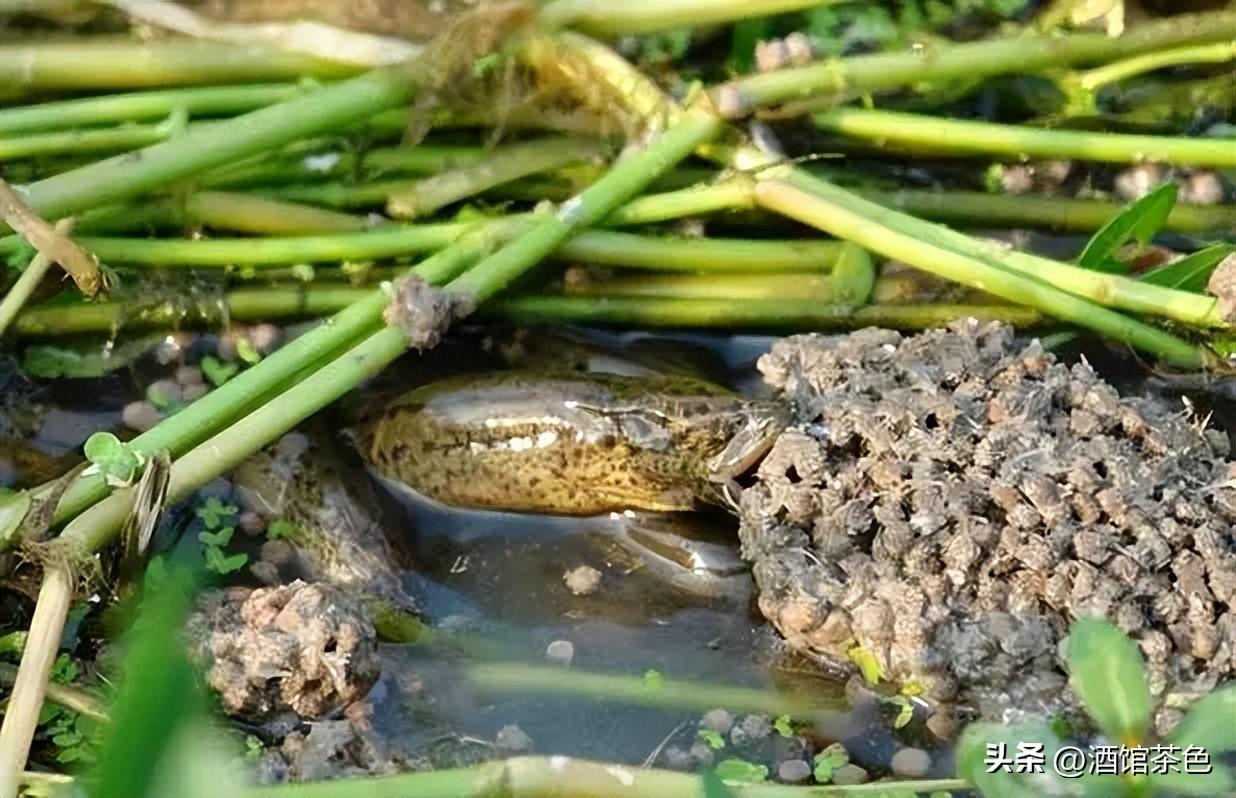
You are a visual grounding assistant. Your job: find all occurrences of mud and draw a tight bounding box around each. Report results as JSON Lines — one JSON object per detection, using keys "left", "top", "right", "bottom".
{"left": 188, "top": 581, "right": 380, "bottom": 719}
{"left": 737, "top": 321, "right": 1236, "bottom": 723}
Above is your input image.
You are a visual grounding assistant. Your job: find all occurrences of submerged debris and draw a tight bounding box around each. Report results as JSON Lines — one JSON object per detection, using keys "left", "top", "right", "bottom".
{"left": 383, "top": 275, "right": 476, "bottom": 351}
{"left": 738, "top": 321, "right": 1236, "bottom": 723}
{"left": 188, "top": 580, "right": 380, "bottom": 719}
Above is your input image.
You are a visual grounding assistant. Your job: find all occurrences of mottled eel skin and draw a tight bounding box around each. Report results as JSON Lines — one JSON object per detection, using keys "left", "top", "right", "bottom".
{"left": 355, "top": 371, "right": 786, "bottom": 516}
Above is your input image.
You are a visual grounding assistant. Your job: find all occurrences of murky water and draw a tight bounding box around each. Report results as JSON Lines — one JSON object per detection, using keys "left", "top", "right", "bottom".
{"left": 2, "top": 316, "right": 1233, "bottom": 780}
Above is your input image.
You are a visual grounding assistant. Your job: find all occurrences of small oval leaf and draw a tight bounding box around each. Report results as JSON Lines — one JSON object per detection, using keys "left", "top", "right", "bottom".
{"left": 1066, "top": 618, "right": 1151, "bottom": 744}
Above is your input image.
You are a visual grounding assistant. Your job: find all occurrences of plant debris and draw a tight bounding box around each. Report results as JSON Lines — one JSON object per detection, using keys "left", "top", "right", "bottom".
{"left": 737, "top": 321, "right": 1236, "bottom": 725}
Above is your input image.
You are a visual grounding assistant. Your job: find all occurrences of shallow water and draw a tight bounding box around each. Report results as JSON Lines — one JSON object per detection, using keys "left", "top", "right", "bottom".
{"left": 3, "top": 321, "right": 1234, "bottom": 780}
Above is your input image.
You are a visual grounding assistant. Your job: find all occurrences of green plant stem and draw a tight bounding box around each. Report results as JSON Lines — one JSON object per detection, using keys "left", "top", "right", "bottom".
{"left": 467, "top": 662, "right": 841, "bottom": 717}
{"left": 713, "top": 10, "right": 1236, "bottom": 114}
{"left": 6, "top": 114, "right": 719, "bottom": 541}
{"left": 540, "top": 0, "right": 830, "bottom": 35}
{"left": 0, "top": 246, "right": 57, "bottom": 339}
{"left": 0, "top": 40, "right": 355, "bottom": 92}
{"left": 447, "top": 110, "right": 723, "bottom": 301}
{"left": 205, "top": 144, "right": 488, "bottom": 189}
{"left": 0, "top": 663, "right": 109, "bottom": 724}
{"left": 1076, "top": 40, "right": 1236, "bottom": 91}
{"left": 0, "top": 123, "right": 172, "bottom": 162}
{"left": 493, "top": 294, "right": 1045, "bottom": 329}
{"left": 387, "top": 137, "right": 609, "bottom": 219}
{"left": 245, "top": 755, "right": 970, "bottom": 798}
{"left": 858, "top": 187, "right": 1236, "bottom": 235}
{"left": 813, "top": 107, "right": 1236, "bottom": 167}
{"left": 0, "top": 83, "right": 304, "bottom": 135}
{"left": 785, "top": 170, "right": 1225, "bottom": 328}
{"left": 69, "top": 225, "right": 820, "bottom": 272}
{"left": 754, "top": 177, "right": 1204, "bottom": 367}
{"left": 12, "top": 53, "right": 443, "bottom": 227}
{"left": 179, "top": 192, "right": 373, "bottom": 235}
{"left": 566, "top": 270, "right": 975, "bottom": 304}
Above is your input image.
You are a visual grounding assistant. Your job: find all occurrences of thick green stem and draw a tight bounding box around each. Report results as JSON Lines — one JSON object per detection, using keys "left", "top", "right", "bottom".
{"left": 813, "top": 107, "right": 1236, "bottom": 167}
{"left": 0, "top": 83, "right": 304, "bottom": 135}
{"left": 13, "top": 56, "right": 438, "bottom": 225}
{"left": 387, "top": 137, "right": 609, "bottom": 219}
{"left": 1077, "top": 40, "right": 1236, "bottom": 91}
{"left": 445, "top": 110, "right": 724, "bottom": 300}
{"left": 466, "top": 662, "right": 841, "bottom": 716}
{"left": 713, "top": 11, "right": 1236, "bottom": 114}
{"left": 540, "top": 0, "right": 830, "bottom": 35}
{"left": 858, "top": 187, "right": 1236, "bottom": 235}
{"left": 566, "top": 270, "right": 962, "bottom": 304}
{"left": 554, "top": 231, "right": 846, "bottom": 272}
{"left": 785, "top": 170, "right": 1225, "bottom": 328}
{"left": 755, "top": 177, "right": 1204, "bottom": 367}
{"left": 0, "top": 245, "right": 57, "bottom": 338}
{"left": 0, "top": 40, "right": 354, "bottom": 92}
{"left": 180, "top": 192, "right": 373, "bottom": 235}
{"left": 493, "top": 294, "right": 1045, "bottom": 329}
{"left": 0, "top": 123, "right": 171, "bottom": 162}
{"left": 244, "top": 756, "right": 969, "bottom": 798}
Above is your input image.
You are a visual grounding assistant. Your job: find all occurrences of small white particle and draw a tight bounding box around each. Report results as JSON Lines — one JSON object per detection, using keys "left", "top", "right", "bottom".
{"left": 302, "top": 152, "right": 342, "bottom": 173}
{"left": 557, "top": 196, "right": 584, "bottom": 225}
{"left": 535, "top": 431, "right": 558, "bottom": 448}
{"left": 550, "top": 756, "right": 570, "bottom": 772}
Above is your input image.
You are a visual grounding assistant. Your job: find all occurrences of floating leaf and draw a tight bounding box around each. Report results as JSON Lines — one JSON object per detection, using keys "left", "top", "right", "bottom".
{"left": 642, "top": 669, "right": 666, "bottom": 691}
{"left": 1078, "top": 182, "right": 1178, "bottom": 273}
{"left": 204, "top": 546, "right": 247, "bottom": 575}
{"left": 813, "top": 743, "right": 849, "bottom": 783}
{"left": 267, "top": 519, "right": 300, "bottom": 540}
{"left": 0, "top": 630, "right": 28, "bottom": 656}
{"left": 197, "top": 526, "right": 234, "bottom": 547}
{"left": 773, "top": 714, "right": 794, "bottom": 738}
{"left": 697, "top": 729, "right": 726, "bottom": 750}
{"left": 83, "top": 432, "right": 142, "bottom": 486}
{"left": 714, "top": 758, "right": 768, "bottom": 784}
{"left": 195, "top": 497, "right": 238, "bottom": 529}
{"left": 236, "top": 338, "right": 262, "bottom": 365}
{"left": 1141, "top": 243, "right": 1235, "bottom": 293}
{"left": 200, "top": 356, "right": 239, "bottom": 387}
{"left": 1066, "top": 618, "right": 1151, "bottom": 745}
{"left": 887, "top": 695, "right": 915, "bottom": 729}
{"left": 23, "top": 336, "right": 165, "bottom": 379}
{"left": 1153, "top": 685, "right": 1236, "bottom": 795}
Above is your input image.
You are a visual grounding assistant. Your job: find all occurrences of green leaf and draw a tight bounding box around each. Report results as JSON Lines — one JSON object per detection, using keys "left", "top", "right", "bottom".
{"left": 728, "top": 19, "right": 768, "bottom": 74}
{"left": 887, "top": 695, "right": 915, "bottom": 729}
{"left": 957, "top": 721, "right": 1067, "bottom": 798}
{"left": 236, "top": 338, "right": 262, "bottom": 365}
{"left": 205, "top": 546, "right": 248, "bottom": 575}
{"left": 1078, "top": 182, "right": 1178, "bottom": 272}
{"left": 714, "top": 758, "right": 768, "bottom": 784}
{"left": 813, "top": 743, "right": 849, "bottom": 783}
{"left": 1153, "top": 685, "right": 1236, "bottom": 795}
{"left": 267, "top": 519, "right": 300, "bottom": 540}
{"left": 83, "top": 432, "right": 142, "bottom": 486}
{"left": 93, "top": 566, "right": 202, "bottom": 798}
{"left": 472, "top": 52, "right": 501, "bottom": 79}
{"left": 847, "top": 643, "right": 884, "bottom": 686}
{"left": 773, "top": 714, "right": 794, "bottom": 738}
{"left": 1140, "top": 243, "right": 1235, "bottom": 292}
{"left": 5, "top": 240, "right": 36, "bottom": 272}
{"left": 1066, "top": 618, "right": 1151, "bottom": 744}
{"left": 697, "top": 729, "right": 726, "bottom": 750}
{"left": 50, "top": 653, "right": 78, "bottom": 683}
{"left": 0, "top": 630, "right": 28, "bottom": 657}
{"left": 200, "top": 356, "right": 239, "bottom": 387}
{"left": 195, "top": 497, "right": 238, "bottom": 529}
{"left": 642, "top": 669, "right": 666, "bottom": 691}
{"left": 700, "top": 770, "right": 736, "bottom": 798}
{"left": 197, "top": 526, "right": 234, "bottom": 547}
{"left": 23, "top": 336, "right": 165, "bottom": 379}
